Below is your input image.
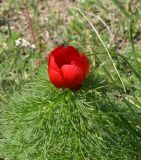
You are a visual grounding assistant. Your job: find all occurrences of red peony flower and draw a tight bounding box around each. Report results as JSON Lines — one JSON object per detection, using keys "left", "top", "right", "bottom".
{"left": 48, "top": 46, "right": 90, "bottom": 90}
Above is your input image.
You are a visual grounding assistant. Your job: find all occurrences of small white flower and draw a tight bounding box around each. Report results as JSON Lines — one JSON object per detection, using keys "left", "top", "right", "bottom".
{"left": 15, "top": 38, "right": 22, "bottom": 46}
{"left": 31, "top": 44, "right": 36, "bottom": 49}
{"left": 15, "top": 38, "right": 36, "bottom": 49}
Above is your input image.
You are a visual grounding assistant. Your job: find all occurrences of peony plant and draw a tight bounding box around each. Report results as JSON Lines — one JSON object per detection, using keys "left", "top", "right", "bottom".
{"left": 48, "top": 46, "right": 90, "bottom": 90}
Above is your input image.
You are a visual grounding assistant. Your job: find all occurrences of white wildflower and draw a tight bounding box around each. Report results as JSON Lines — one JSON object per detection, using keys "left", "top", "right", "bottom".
{"left": 15, "top": 38, "right": 36, "bottom": 49}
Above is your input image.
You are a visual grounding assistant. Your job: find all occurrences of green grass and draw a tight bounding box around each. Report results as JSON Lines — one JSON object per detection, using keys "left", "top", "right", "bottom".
{"left": 1, "top": 0, "right": 141, "bottom": 159}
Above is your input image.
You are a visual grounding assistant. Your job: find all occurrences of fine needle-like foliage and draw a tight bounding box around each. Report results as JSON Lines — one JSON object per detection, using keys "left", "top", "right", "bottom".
{"left": 1, "top": 63, "right": 141, "bottom": 160}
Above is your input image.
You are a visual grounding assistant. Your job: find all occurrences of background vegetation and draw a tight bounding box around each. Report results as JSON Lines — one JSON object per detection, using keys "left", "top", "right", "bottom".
{"left": 0, "top": 0, "right": 141, "bottom": 159}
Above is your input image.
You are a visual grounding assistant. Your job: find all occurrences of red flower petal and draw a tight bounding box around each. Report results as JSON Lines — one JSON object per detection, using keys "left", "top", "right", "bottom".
{"left": 51, "top": 46, "right": 80, "bottom": 68}
{"left": 48, "top": 69, "right": 64, "bottom": 88}
{"left": 65, "top": 46, "right": 80, "bottom": 63}
{"left": 61, "top": 64, "right": 84, "bottom": 88}
{"left": 48, "top": 55, "right": 60, "bottom": 72}
{"left": 70, "top": 53, "right": 90, "bottom": 76}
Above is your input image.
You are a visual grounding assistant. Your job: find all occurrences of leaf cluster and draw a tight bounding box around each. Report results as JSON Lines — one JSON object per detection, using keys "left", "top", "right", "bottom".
{"left": 1, "top": 65, "right": 141, "bottom": 160}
